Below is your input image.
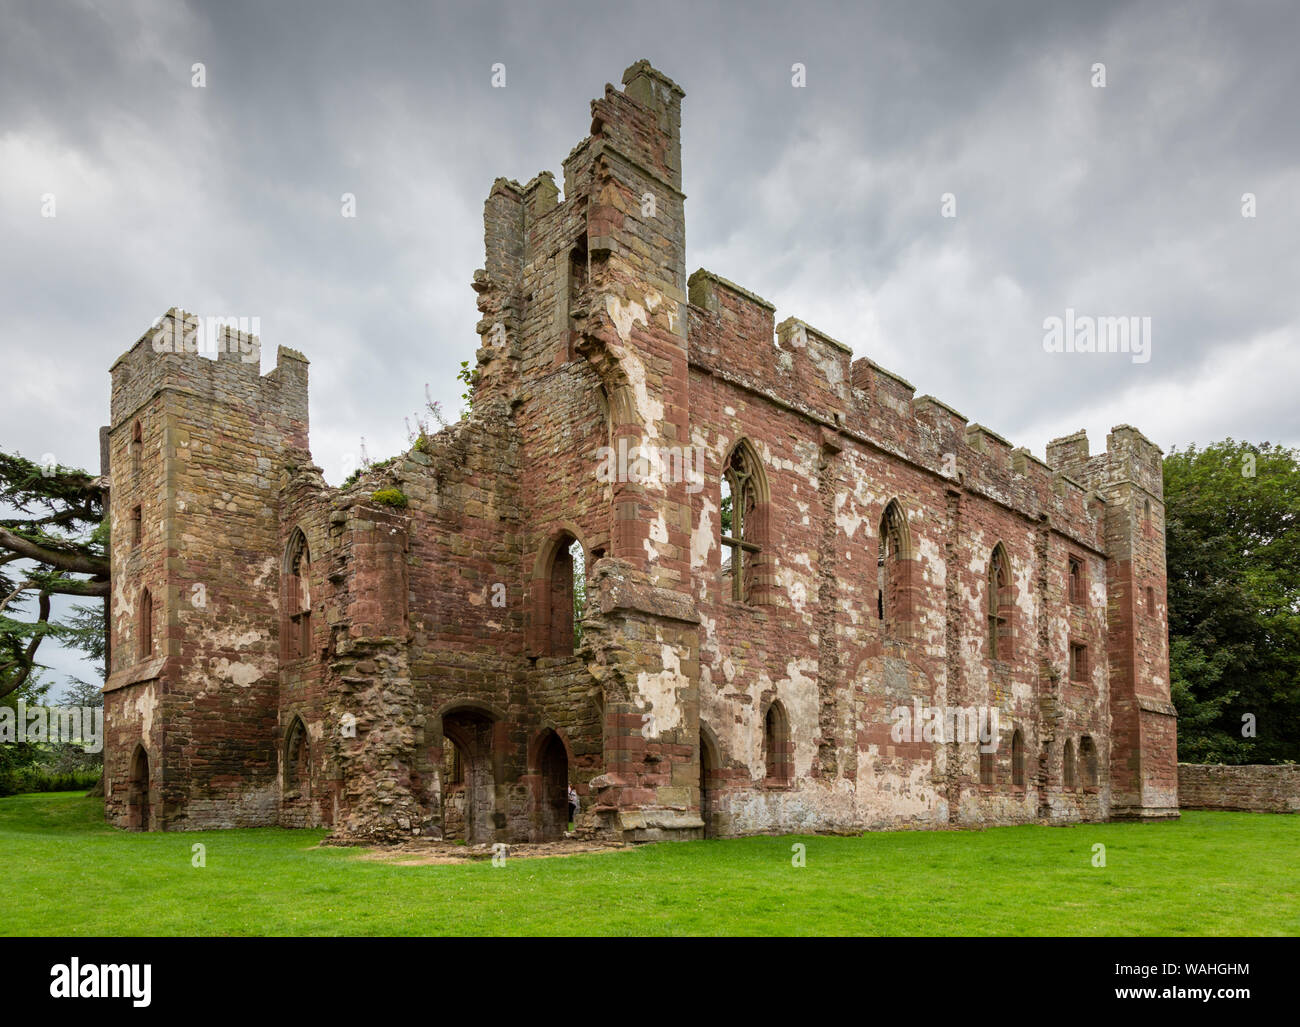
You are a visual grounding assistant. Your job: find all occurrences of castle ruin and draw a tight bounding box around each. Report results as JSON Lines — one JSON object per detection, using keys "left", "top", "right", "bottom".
{"left": 101, "top": 61, "right": 1178, "bottom": 842}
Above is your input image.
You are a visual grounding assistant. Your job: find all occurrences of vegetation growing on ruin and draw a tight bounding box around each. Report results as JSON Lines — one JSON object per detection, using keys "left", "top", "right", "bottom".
{"left": 370, "top": 488, "right": 409, "bottom": 508}
{"left": 457, "top": 360, "right": 477, "bottom": 412}
{"left": 2, "top": 793, "right": 1296, "bottom": 936}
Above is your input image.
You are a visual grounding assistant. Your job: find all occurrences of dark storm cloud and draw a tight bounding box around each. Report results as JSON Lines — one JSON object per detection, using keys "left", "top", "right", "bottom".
{"left": 2, "top": 0, "right": 1297, "bottom": 691}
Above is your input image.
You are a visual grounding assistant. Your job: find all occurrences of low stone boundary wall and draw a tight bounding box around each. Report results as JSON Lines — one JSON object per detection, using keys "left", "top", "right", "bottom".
{"left": 1178, "top": 763, "right": 1299, "bottom": 813}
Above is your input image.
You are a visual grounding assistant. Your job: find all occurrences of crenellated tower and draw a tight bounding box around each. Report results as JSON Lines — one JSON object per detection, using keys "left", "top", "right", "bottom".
{"left": 1046, "top": 426, "right": 1178, "bottom": 818}
{"left": 103, "top": 310, "right": 309, "bottom": 829}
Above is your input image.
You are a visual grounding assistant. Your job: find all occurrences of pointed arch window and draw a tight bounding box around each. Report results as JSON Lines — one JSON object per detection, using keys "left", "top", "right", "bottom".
{"left": 762, "top": 700, "right": 791, "bottom": 785}
{"left": 284, "top": 716, "right": 311, "bottom": 798}
{"left": 284, "top": 530, "right": 312, "bottom": 661}
{"left": 1011, "top": 729, "right": 1025, "bottom": 787}
{"left": 1063, "top": 738, "right": 1077, "bottom": 790}
{"left": 555, "top": 536, "right": 585, "bottom": 654}
{"left": 987, "top": 543, "right": 1013, "bottom": 660}
{"left": 1068, "top": 555, "right": 1086, "bottom": 605}
{"left": 536, "top": 532, "right": 586, "bottom": 658}
{"left": 721, "top": 441, "right": 766, "bottom": 604}
{"left": 877, "top": 500, "right": 911, "bottom": 638}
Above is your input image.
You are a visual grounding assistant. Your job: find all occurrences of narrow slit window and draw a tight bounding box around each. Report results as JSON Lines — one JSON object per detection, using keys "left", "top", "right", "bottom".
{"left": 1069, "top": 642, "right": 1088, "bottom": 682}
{"left": 130, "top": 420, "right": 142, "bottom": 482}
{"left": 569, "top": 537, "right": 585, "bottom": 652}
{"left": 138, "top": 588, "right": 153, "bottom": 660}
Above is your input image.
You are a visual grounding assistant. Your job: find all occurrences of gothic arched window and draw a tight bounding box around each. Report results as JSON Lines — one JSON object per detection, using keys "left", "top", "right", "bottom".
{"left": 988, "top": 543, "right": 1013, "bottom": 660}
{"left": 721, "top": 440, "right": 766, "bottom": 604}
{"left": 284, "top": 716, "right": 311, "bottom": 798}
{"left": 763, "top": 700, "right": 791, "bottom": 784}
{"left": 878, "top": 500, "right": 911, "bottom": 638}
{"left": 284, "top": 530, "right": 312, "bottom": 661}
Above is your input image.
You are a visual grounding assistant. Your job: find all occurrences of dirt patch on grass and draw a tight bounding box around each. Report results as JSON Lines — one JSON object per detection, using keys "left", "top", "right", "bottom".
{"left": 354, "top": 837, "right": 629, "bottom": 866}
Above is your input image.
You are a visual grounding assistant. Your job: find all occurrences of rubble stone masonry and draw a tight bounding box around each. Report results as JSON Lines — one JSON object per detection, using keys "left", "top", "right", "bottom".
{"left": 1178, "top": 764, "right": 1299, "bottom": 813}
{"left": 101, "top": 61, "right": 1179, "bottom": 840}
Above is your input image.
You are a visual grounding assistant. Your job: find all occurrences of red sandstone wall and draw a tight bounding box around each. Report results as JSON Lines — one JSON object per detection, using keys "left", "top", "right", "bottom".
{"left": 684, "top": 270, "right": 1118, "bottom": 835}
{"left": 1178, "top": 764, "right": 1299, "bottom": 813}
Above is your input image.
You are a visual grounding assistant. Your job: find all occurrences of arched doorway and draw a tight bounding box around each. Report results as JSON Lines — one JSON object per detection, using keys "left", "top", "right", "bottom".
{"left": 440, "top": 710, "right": 496, "bottom": 844}
{"left": 284, "top": 717, "right": 310, "bottom": 799}
{"left": 699, "top": 730, "right": 718, "bottom": 839}
{"left": 128, "top": 744, "right": 150, "bottom": 831}
{"left": 537, "top": 730, "right": 569, "bottom": 841}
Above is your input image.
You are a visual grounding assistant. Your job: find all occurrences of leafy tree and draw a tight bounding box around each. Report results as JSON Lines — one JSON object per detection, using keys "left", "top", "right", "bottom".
{"left": 0, "top": 671, "right": 52, "bottom": 794}
{"left": 1164, "top": 440, "right": 1300, "bottom": 763}
{"left": 0, "top": 451, "right": 108, "bottom": 701}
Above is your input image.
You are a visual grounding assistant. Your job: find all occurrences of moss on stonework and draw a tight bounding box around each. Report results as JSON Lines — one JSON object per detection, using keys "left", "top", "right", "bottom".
{"left": 371, "top": 488, "right": 408, "bottom": 508}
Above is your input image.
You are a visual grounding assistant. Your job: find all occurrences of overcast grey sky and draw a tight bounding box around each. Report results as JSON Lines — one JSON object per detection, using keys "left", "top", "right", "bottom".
{"left": 3, "top": 0, "right": 1298, "bottom": 694}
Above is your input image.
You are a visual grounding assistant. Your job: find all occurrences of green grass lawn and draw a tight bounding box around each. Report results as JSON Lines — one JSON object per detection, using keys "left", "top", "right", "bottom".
{"left": 1, "top": 792, "right": 1296, "bottom": 936}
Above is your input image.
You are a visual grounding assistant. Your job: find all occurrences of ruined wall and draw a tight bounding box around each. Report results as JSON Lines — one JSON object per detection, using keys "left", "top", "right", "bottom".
{"left": 681, "top": 265, "right": 1119, "bottom": 836}
{"left": 1178, "top": 764, "right": 1300, "bottom": 813}
{"left": 461, "top": 61, "right": 709, "bottom": 842}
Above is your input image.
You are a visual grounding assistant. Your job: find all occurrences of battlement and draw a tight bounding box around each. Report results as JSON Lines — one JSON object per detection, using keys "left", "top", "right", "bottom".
{"left": 685, "top": 267, "right": 1128, "bottom": 547}
{"left": 1046, "top": 424, "right": 1165, "bottom": 501}
{"left": 596, "top": 61, "right": 685, "bottom": 192}
{"left": 109, "top": 308, "right": 308, "bottom": 442}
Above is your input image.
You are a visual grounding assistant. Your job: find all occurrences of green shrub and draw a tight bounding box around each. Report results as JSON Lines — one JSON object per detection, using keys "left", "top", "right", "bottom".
{"left": 0, "top": 768, "right": 101, "bottom": 797}
{"left": 371, "top": 488, "right": 408, "bottom": 508}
